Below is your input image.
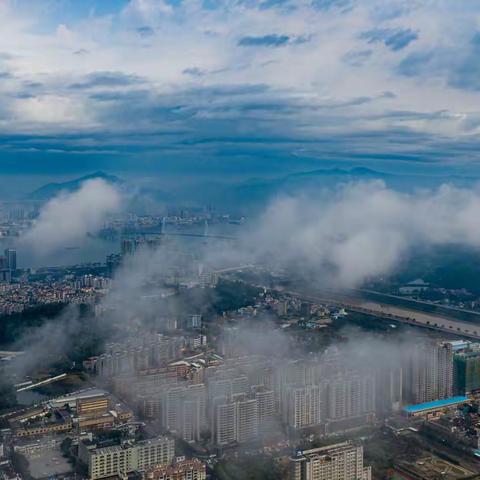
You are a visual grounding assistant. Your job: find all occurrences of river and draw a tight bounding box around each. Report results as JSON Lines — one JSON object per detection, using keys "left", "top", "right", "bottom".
{"left": 0, "top": 236, "right": 119, "bottom": 269}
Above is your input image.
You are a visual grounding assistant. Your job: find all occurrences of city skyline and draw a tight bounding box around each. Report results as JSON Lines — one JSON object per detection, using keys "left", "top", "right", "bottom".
{"left": 2, "top": 2, "right": 480, "bottom": 480}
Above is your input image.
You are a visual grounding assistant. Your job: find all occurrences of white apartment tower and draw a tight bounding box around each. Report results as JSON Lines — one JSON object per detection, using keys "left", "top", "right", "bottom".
{"left": 79, "top": 437, "right": 175, "bottom": 480}
{"left": 325, "top": 373, "right": 375, "bottom": 421}
{"left": 289, "top": 442, "right": 371, "bottom": 480}
{"left": 407, "top": 342, "right": 453, "bottom": 404}
{"left": 283, "top": 385, "right": 321, "bottom": 429}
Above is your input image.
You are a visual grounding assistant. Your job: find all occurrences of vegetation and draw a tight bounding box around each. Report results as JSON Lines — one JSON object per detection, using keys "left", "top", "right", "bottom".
{"left": 60, "top": 437, "right": 73, "bottom": 458}
{"left": 387, "top": 245, "right": 480, "bottom": 295}
{"left": 178, "top": 279, "right": 262, "bottom": 317}
{"left": 0, "top": 380, "right": 17, "bottom": 410}
{"left": 11, "top": 452, "right": 32, "bottom": 480}
{"left": 212, "top": 455, "right": 282, "bottom": 480}
{"left": 0, "top": 303, "right": 67, "bottom": 345}
{"left": 0, "top": 302, "right": 109, "bottom": 380}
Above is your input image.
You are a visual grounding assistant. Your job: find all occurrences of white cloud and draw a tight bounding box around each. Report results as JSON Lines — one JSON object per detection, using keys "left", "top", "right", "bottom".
{"left": 13, "top": 94, "right": 94, "bottom": 128}
{"left": 247, "top": 181, "right": 480, "bottom": 287}
{"left": 0, "top": 0, "right": 480, "bottom": 163}
{"left": 21, "top": 179, "right": 122, "bottom": 256}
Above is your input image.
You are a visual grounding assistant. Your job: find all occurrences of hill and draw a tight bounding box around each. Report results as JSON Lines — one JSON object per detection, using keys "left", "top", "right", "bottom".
{"left": 27, "top": 171, "right": 122, "bottom": 200}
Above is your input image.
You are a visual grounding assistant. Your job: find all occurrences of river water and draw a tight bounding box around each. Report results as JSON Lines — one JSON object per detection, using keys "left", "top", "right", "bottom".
{"left": 0, "top": 223, "right": 241, "bottom": 269}
{"left": 0, "top": 237, "right": 119, "bottom": 269}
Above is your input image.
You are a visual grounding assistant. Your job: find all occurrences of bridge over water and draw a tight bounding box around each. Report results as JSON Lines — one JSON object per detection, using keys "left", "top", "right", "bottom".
{"left": 125, "top": 218, "right": 236, "bottom": 241}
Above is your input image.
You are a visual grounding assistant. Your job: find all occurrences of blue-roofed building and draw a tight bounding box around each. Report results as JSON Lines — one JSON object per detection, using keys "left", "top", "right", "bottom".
{"left": 447, "top": 340, "right": 472, "bottom": 352}
{"left": 403, "top": 396, "right": 469, "bottom": 418}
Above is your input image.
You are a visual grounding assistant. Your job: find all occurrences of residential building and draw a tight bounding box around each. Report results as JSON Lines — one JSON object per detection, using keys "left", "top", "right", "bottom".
{"left": 289, "top": 442, "right": 371, "bottom": 480}
{"left": 324, "top": 373, "right": 375, "bottom": 422}
{"left": 406, "top": 342, "right": 453, "bottom": 404}
{"left": 79, "top": 436, "right": 175, "bottom": 480}
{"left": 283, "top": 385, "right": 321, "bottom": 430}
{"left": 144, "top": 458, "right": 206, "bottom": 480}
{"left": 453, "top": 346, "right": 480, "bottom": 395}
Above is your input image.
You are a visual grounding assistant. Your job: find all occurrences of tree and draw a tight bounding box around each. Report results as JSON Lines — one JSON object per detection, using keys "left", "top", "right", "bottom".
{"left": 0, "top": 380, "right": 17, "bottom": 411}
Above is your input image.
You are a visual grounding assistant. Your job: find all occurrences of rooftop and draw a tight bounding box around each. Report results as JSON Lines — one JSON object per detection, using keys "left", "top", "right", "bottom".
{"left": 403, "top": 396, "right": 469, "bottom": 413}
{"left": 294, "top": 441, "right": 357, "bottom": 458}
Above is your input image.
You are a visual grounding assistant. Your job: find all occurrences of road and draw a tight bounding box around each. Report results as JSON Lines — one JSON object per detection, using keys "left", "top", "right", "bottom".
{"left": 219, "top": 269, "right": 480, "bottom": 339}
{"left": 287, "top": 289, "right": 480, "bottom": 340}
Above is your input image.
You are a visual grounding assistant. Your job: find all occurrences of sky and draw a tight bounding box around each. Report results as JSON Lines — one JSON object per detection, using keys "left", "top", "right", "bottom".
{"left": 1, "top": 0, "right": 480, "bottom": 179}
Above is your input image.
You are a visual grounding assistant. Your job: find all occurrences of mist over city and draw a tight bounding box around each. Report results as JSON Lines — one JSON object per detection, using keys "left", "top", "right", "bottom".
{"left": 2, "top": 1, "right": 480, "bottom": 480}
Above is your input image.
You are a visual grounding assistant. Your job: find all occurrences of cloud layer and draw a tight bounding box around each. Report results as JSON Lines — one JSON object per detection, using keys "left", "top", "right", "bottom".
{"left": 21, "top": 179, "right": 121, "bottom": 256}
{"left": 0, "top": 0, "right": 480, "bottom": 176}
{"left": 18, "top": 177, "right": 480, "bottom": 289}
{"left": 243, "top": 181, "right": 480, "bottom": 287}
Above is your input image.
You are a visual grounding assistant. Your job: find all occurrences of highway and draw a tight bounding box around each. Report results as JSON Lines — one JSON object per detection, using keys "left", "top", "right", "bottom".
{"left": 16, "top": 373, "right": 67, "bottom": 392}
{"left": 219, "top": 267, "right": 480, "bottom": 339}
{"left": 286, "top": 289, "right": 480, "bottom": 340}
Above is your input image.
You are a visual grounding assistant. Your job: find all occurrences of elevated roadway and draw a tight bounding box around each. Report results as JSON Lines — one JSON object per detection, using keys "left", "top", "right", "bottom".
{"left": 287, "top": 289, "right": 480, "bottom": 340}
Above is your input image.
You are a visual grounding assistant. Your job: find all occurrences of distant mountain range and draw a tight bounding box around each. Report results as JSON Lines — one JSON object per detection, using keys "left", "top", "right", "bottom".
{"left": 288, "top": 166, "right": 391, "bottom": 178}
{"left": 26, "top": 167, "right": 480, "bottom": 212}
{"left": 27, "top": 171, "right": 122, "bottom": 200}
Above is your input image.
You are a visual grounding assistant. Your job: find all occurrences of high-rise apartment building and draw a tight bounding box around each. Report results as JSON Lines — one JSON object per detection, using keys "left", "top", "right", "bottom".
{"left": 0, "top": 269, "right": 11, "bottom": 283}
{"left": 324, "top": 373, "right": 375, "bottom": 422}
{"left": 4, "top": 249, "right": 16, "bottom": 271}
{"left": 406, "top": 342, "right": 453, "bottom": 404}
{"left": 163, "top": 386, "right": 186, "bottom": 434}
{"left": 289, "top": 442, "right": 371, "bottom": 480}
{"left": 212, "top": 394, "right": 260, "bottom": 446}
{"left": 185, "top": 314, "right": 202, "bottom": 330}
{"left": 214, "top": 400, "right": 237, "bottom": 446}
{"left": 235, "top": 396, "right": 259, "bottom": 443}
{"left": 161, "top": 384, "right": 207, "bottom": 443}
{"left": 283, "top": 385, "right": 321, "bottom": 430}
{"left": 208, "top": 378, "right": 233, "bottom": 402}
{"left": 453, "top": 345, "right": 480, "bottom": 395}
{"left": 181, "top": 384, "right": 207, "bottom": 443}
{"left": 232, "top": 375, "right": 249, "bottom": 396}
{"left": 282, "top": 360, "right": 317, "bottom": 388}
{"left": 79, "top": 436, "right": 175, "bottom": 480}
{"left": 121, "top": 238, "right": 136, "bottom": 256}
{"left": 253, "top": 386, "right": 276, "bottom": 434}
{"left": 106, "top": 253, "right": 122, "bottom": 277}
{"left": 375, "top": 366, "right": 403, "bottom": 415}
{"left": 96, "top": 336, "right": 183, "bottom": 377}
